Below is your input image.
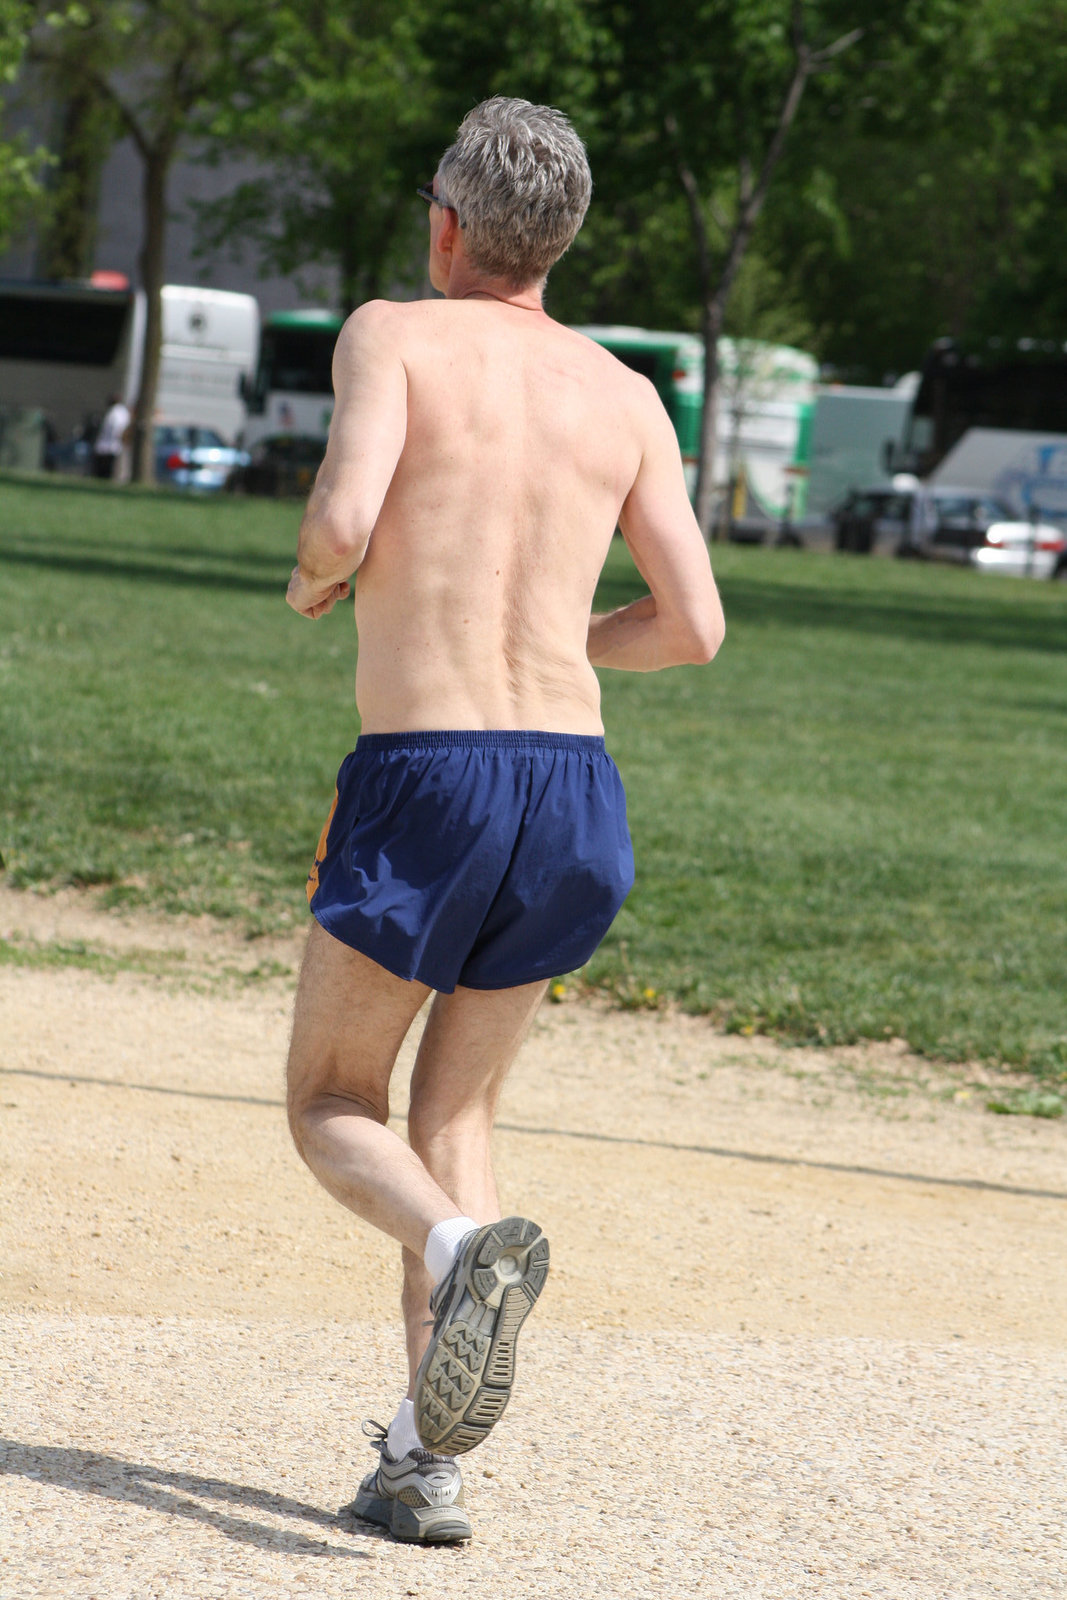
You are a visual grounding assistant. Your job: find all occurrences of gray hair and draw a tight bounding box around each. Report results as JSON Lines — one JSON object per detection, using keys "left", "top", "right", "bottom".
{"left": 437, "top": 97, "right": 592, "bottom": 288}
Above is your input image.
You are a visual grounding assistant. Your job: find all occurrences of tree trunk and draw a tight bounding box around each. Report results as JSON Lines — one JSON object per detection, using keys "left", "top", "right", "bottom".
{"left": 672, "top": 9, "right": 862, "bottom": 539}
{"left": 339, "top": 223, "right": 362, "bottom": 319}
{"left": 36, "top": 83, "right": 110, "bottom": 280}
{"left": 130, "top": 146, "right": 170, "bottom": 484}
{"left": 695, "top": 298, "right": 725, "bottom": 540}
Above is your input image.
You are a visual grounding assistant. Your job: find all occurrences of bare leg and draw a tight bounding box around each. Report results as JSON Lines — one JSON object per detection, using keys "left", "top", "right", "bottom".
{"left": 401, "top": 978, "right": 548, "bottom": 1392}
{"left": 287, "top": 923, "right": 466, "bottom": 1254}
{"left": 287, "top": 922, "right": 547, "bottom": 1405}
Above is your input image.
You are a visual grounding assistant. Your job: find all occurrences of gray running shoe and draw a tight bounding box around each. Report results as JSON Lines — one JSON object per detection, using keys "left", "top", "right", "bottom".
{"left": 415, "top": 1216, "right": 549, "bottom": 1455}
{"left": 344, "top": 1421, "right": 472, "bottom": 1544}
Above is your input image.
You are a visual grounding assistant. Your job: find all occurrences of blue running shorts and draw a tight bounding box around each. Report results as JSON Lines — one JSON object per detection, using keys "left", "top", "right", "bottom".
{"left": 306, "top": 731, "right": 634, "bottom": 992}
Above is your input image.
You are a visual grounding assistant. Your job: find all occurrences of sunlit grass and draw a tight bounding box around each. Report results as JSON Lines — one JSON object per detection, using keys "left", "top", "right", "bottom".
{"left": 2, "top": 472, "right": 1065, "bottom": 1081}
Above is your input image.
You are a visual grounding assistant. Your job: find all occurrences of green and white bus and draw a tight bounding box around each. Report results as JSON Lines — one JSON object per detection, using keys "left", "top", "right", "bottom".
{"left": 240, "top": 309, "right": 343, "bottom": 452}
{"left": 576, "top": 325, "right": 818, "bottom": 519}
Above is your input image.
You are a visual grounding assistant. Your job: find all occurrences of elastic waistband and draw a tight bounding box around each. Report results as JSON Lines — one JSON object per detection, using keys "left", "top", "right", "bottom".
{"left": 354, "top": 730, "right": 607, "bottom": 755}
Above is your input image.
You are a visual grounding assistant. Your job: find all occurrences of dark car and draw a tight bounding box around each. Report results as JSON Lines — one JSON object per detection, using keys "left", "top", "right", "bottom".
{"left": 231, "top": 434, "right": 326, "bottom": 497}
{"left": 909, "top": 489, "right": 1020, "bottom": 564}
{"left": 830, "top": 482, "right": 1022, "bottom": 558}
{"left": 154, "top": 425, "right": 250, "bottom": 492}
{"left": 830, "top": 487, "right": 912, "bottom": 553}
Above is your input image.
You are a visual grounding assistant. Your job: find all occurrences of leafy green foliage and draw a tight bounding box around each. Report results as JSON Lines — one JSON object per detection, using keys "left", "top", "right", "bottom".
{"left": 194, "top": 0, "right": 604, "bottom": 313}
{"left": 195, "top": 1, "right": 437, "bottom": 312}
{"left": 30, "top": 7, "right": 121, "bottom": 279}
{"left": 5, "top": 0, "right": 1067, "bottom": 380}
{"left": 760, "top": 0, "right": 1067, "bottom": 375}
{"left": 0, "top": 0, "right": 51, "bottom": 251}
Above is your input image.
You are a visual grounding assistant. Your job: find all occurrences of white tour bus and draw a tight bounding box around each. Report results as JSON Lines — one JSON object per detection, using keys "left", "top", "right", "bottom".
{"left": 0, "top": 278, "right": 259, "bottom": 467}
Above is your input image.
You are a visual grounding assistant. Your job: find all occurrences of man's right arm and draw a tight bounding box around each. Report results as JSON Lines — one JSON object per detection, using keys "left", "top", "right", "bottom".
{"left": 587, "top": 382, "right": 724, "bottom": 671}
{"left": 287, "top": 302, "right": 408, "bottom": 619}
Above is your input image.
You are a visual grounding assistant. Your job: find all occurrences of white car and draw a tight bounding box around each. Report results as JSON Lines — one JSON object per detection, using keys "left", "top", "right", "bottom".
{"left": 970, "top": 520, "right": 1067, "bottom": 580}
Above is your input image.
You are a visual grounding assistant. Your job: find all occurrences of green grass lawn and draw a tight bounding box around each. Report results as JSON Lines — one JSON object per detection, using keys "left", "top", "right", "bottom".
{"left": 2, "top": 471, "right": 1065, "bottom": 1087}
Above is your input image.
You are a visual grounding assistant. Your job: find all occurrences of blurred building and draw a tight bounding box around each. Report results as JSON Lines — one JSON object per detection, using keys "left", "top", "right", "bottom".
{"left": 0, "top": 112, "right": 339, "bottom": 316}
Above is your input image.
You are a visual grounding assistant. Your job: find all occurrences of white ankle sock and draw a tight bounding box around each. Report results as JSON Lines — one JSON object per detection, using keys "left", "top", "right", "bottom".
{"left": 423, "top": 1216, "right": 478, "bottom": 1286}
{"left": 386, "top": 1398, "right": 421, "bottom": 1461}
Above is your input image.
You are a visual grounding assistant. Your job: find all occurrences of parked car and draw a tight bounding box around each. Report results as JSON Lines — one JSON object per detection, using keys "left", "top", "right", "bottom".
{"left": 44, "top": 431, "right": 92, "bottom": 475}
{"left": 154, "top": 425, "right": 249, "bottom": 492}
{"left": 909, "top": 489, "right": 1042, "bottom": 565}
{"left": 230, "top": 433, "right": 326, "bottom": 497}
{"left": 830, "top": 486, "right": 912, "bottom": 553}
{"left": 902, "top": 485, "right": 1066, "bottom": 576}
{"left": 829, "top": 481, "right": 1063, "bottom": 572}
{"left": 970, "top": 519, "right": 1067, "bottom": 580}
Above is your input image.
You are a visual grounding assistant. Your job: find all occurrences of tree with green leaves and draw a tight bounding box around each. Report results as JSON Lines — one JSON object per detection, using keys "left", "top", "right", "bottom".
{"left": 195, "top": 0, "right": 604, "bottom": 318}
{"left": 195, "top": 2, "right": 437, "bottom": 317}
{"left": 759, "top": 0, "right": 1067, "bottom": 378}
{"left": 0, "top": 0, "right": 51, "bottom": 254}
{"left": 582, "top": 0, "right": 864, "bottom": 537}
{"left": 30, "top": 0, "right": 270, "bottom": 481}
{"left": 31, "top": 10, "right": 118, "bottom": 281}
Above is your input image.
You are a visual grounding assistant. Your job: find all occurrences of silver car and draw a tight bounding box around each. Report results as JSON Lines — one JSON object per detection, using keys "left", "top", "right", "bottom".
{"left": 970, "top": 518, "right": 1067, "bottom": 579}
{"left": 899, "top": 485, "right": 1067, "bottom": 577}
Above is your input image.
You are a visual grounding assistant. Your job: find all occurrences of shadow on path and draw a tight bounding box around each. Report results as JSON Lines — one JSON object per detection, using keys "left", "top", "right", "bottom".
{"left": 3, "top": 1064, "right": 1064, "bottom": 1203}
{"left": 0, "top": 1437, "right": 377, "bottom": 1557}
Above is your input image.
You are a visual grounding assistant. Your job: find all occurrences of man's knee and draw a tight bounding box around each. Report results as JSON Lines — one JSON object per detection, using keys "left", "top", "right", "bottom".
{"left": 287, "top": 1084, "right": 390, "bottom": 1165}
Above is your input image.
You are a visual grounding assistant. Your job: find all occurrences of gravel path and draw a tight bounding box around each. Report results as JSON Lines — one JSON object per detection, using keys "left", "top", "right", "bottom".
{"left": 4, "top": 1317, "right": 1066, "bottom": 1599}
{"left": 1, "top": 888, "right": 1065, "bottom": 1596}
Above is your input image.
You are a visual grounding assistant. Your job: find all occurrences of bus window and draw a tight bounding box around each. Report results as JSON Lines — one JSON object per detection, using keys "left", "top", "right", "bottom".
{"left": 241, "top": 310, "right": 343, "bottom": 451}
{"left": 0, "top": 291, "right": 131, "bottom": 365}
{"left": 262, "top": 327, "right": 337, "bottom": 395}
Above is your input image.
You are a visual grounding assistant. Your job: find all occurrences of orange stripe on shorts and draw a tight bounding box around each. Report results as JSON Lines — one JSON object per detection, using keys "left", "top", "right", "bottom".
{"left": 306, "top": 786, "right": 339, "bottom": 905}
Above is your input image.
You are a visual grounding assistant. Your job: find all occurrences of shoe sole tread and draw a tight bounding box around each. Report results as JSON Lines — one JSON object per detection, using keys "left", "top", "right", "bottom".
{"left": 415, "top": 1216, "right": 548, "bottom": 1455}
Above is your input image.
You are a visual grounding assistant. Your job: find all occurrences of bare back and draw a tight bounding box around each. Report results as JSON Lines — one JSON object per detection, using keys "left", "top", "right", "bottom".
{"left": 291, "top": 296, "right": 719, "bottom": 730}
{"left": 340, "top": 301, "right": 654, "bottom": 733}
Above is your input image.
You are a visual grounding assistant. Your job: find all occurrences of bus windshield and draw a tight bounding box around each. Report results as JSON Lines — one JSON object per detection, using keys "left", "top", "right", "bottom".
{"left": 258, "top": 323, "right": 338, "bottom": 395}
{"left": 242, "top": 310, "right": 342, "bottom": 450}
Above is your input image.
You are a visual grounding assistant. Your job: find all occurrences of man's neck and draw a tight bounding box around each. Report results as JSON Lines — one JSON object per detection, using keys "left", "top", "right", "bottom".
{"left": 445, "top": 269, "right": 545, "bottom": 313}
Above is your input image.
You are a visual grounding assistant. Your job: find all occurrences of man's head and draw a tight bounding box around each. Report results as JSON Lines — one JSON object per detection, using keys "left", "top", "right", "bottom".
{"left": 435, "top": 97, "right": 592, "bottom": 290}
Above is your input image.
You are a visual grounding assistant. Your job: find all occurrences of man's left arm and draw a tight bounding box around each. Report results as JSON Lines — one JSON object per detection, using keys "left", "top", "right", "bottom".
{"left": 286, "top": 302, "right": 408, "bottom": 619}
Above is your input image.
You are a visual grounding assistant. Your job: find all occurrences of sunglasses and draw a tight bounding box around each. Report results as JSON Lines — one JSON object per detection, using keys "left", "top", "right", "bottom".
{"left": 416, "top": 185, "right": 463, "bottom": 225}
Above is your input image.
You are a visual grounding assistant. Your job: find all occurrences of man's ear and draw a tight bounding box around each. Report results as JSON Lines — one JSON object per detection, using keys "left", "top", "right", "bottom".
{"left": 436, "top": 206, "right": 461, "bottom": 258}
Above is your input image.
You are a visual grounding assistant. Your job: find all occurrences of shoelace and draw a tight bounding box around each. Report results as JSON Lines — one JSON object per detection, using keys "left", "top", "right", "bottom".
{"left": 361, "top": 1418, "right": 389, "bottom": 1452}
{"left": 360, "top": 1417, "right": 456, "bottom": 1467}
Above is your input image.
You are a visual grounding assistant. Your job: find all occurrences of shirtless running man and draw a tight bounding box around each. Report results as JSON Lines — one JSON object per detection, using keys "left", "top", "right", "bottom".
{"left": 285, "top": 97, "right": 724, "bottom": 1545}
